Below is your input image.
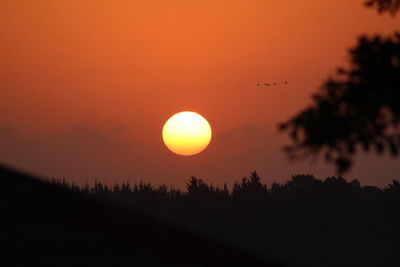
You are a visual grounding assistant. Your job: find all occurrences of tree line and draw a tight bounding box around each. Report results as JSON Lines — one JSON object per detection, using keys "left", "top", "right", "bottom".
{"left": 49, "top": 172, "right": 400, "bottom": 204}
{"left": 47, "top": 172, "right": 400, "bottom": 266}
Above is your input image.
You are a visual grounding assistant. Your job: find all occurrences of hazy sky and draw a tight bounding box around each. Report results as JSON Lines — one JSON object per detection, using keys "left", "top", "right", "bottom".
{"left": 1, "top": 0, "right": 399, "bottom": 187}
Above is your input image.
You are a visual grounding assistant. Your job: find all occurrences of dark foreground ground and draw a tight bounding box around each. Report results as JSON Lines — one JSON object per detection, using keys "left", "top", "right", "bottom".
{"left": 2, "top": 165, "right": 400, "bottom": 267}
{"left": 0, "top": 165, "right": 282, "bottom": 267}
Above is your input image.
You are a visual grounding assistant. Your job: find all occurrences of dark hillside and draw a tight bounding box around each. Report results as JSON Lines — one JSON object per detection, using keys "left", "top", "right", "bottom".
{"left": 0, "top": 165, "right": 281, "bottom": 267}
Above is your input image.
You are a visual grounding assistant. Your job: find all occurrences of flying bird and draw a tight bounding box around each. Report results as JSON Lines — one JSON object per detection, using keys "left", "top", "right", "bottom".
{"left": 256, "top": 81, "right": 288, "bottom": 87}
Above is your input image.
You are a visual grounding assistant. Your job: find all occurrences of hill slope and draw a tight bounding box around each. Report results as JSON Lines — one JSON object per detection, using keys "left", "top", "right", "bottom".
{"left": 0, "top": 165, "right": 282, "bottom": 267}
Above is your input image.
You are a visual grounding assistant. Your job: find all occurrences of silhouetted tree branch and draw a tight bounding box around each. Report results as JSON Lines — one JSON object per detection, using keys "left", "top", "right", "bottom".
{"left": 279, "top": 1, "right": 400, "bottom": 174}
{"left": 365, "top": 0, "right": 400, "bottom": 14}
{"left": 280, "top": 33, "right": 400, "bottom": 174}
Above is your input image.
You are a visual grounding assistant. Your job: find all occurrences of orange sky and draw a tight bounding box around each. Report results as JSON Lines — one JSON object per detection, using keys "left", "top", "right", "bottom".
{"left": 1, "top": 0, "right": 399, "bottom": 187}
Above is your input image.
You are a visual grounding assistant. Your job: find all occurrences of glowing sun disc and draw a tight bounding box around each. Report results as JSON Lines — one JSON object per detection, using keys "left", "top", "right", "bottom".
{"left": 162, "top": 111, "right": 212, "bottom": 156}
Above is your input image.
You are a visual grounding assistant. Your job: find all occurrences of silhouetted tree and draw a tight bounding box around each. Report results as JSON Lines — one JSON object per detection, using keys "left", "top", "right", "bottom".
{"left": 233, "top": 172, "right": 267, "bottom": 196}
{"left": 279, "top": 1, "right": 400, "bottom": 174}
{"left": 384, "top": 180, "right": 400, "bottom": 202}
{"left": 385, "top": 179, "right": 400, "bottom": 193}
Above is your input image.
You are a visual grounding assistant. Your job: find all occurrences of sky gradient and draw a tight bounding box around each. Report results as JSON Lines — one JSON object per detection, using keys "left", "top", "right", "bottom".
{"left": 1, "top": 0, "right": 399, "bottom": 187}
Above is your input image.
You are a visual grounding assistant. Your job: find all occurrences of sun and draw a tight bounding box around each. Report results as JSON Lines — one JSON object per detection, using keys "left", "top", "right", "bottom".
{"left": 162, "top": 111, "right": 212, "bottom": 156}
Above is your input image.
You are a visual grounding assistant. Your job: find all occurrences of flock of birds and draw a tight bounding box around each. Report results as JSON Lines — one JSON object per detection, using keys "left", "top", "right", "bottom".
{"left": 257, "top": 81, "right": 288, "bottom": 87}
